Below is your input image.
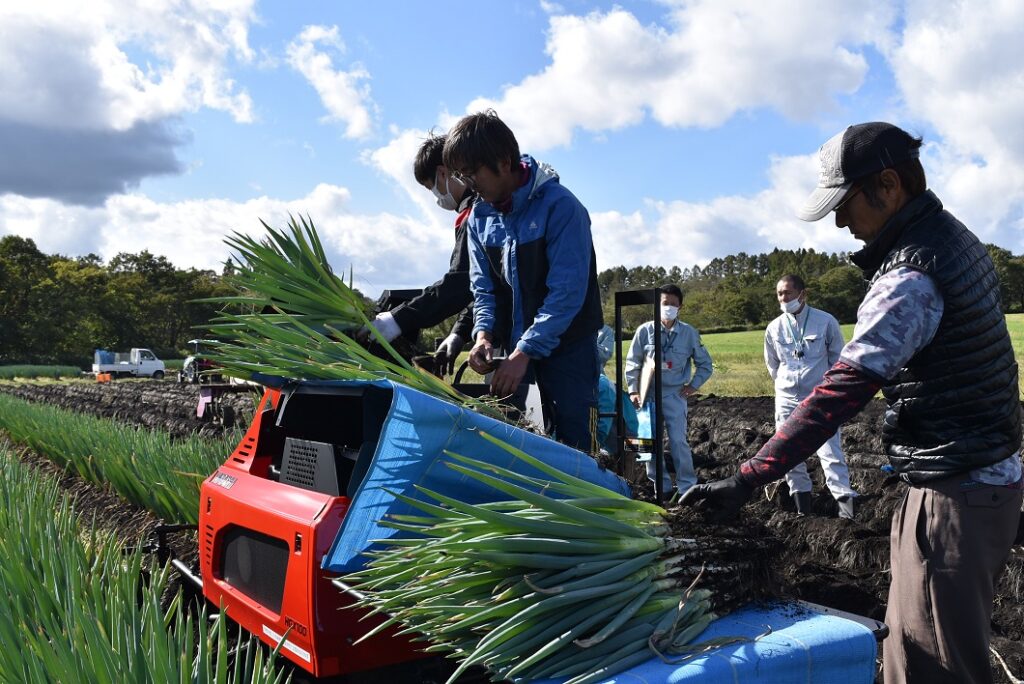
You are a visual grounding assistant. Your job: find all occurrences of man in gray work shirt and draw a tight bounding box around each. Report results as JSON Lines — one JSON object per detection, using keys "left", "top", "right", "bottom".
{"left": 625, "top": 284, "right": 713, "bottom": 495}
{"left": 765, "top": 274, "right": 858, "bottom": 518}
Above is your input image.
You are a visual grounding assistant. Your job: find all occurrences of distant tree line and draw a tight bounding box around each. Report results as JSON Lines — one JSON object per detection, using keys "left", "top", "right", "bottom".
{"left": 600, "top": 245, "right": 1024, "bottom": 334}
{"left": 2, "top": 235, "right": 1022, "bottom": 366}
{"left": 0, "top": 235, "right": 234, "bottom": 366}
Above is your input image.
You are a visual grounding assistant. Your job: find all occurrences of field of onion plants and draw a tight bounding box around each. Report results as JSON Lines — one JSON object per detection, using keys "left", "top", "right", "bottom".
{"left": 0, "top": 364, "right": 82, "bottom": 380}
{"left": 0, "top": 394, "right": 289, "bottom": 682}
{"left": 0, "top": 393, "right": 241, "bottom": 522}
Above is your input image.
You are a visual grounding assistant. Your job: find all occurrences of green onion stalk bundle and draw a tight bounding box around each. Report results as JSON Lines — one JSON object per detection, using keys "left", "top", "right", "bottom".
{"left": 340, "top": 432, "right": 774, "bottom": 684}
{"left": 202, "top": 215, "right": 503, "bottom": 419}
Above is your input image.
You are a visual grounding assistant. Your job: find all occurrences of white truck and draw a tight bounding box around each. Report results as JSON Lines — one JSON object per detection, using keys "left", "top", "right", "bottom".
{"left": 92, "top": 348, "right": 166, "bottom": 379}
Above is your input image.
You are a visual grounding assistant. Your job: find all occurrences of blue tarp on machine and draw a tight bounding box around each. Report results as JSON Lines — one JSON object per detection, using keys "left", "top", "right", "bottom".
{"left": 320, "top": 379, "right": 631, "bottom": 574}
{"left": 540, "top": 603, "right": 878, "bottom": 684}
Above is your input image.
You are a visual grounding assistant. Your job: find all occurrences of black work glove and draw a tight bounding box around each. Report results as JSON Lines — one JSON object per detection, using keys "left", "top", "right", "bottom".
{"left": 434, "top": 333, "right": 465, "bottom": 378}
{"left": 679, "top": 473, "right": 755, "bottom": 521}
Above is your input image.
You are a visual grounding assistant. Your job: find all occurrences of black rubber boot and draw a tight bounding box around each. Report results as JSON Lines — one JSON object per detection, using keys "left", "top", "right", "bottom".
{"left": 836, "top": 495, "right": 856, "bottom": 520}
{"left": 792, "top": 491, "right": 813, "bottom": 516}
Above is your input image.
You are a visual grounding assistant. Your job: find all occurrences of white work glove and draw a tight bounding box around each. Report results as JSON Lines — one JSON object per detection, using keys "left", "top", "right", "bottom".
{"left": 358, "top": 311, "right": 402, "bottom": 343}
{"left": 434, "top": 333, "right": 465, "bottom": 377}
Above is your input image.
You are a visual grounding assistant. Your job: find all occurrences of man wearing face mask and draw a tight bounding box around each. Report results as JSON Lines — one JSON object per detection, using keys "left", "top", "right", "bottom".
{"left": 625, "top": 285, "right": 713, "bottom": 495}
{"left": 363, "top": 134, "right": 476, "bottom": 375}
{"left": 765, "top": 274, "right": 857, "bottom": 518}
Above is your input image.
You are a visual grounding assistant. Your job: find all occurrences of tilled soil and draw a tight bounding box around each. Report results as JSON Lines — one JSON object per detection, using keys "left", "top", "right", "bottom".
{"left": 0, "top": 379, "right": 260, "bottom": 439}
{"left": 3, "top": 381, "right": 1023, "bottom": 681}
{"left": 684, "top": 395, "right": 1024, "bottom": 682}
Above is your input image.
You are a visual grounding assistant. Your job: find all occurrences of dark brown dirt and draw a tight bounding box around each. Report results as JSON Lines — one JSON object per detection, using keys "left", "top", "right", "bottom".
{"left": 0, "top": 379, "right": 260, "bottom": 439}
{"left": 683, "top": 395, "right": 1024, "bottom": 683}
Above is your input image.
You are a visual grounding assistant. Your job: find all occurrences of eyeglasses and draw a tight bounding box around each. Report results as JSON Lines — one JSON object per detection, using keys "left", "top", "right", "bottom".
{"left": 450, "top": 165, "right": 480, "bottom": 189}
{"left": 833, "top": 185, "right": 863, "bottom": 213}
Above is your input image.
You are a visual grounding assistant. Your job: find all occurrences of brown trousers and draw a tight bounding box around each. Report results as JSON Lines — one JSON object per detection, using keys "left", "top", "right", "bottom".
{"left": 883, "top": 478, "right": 1022, "bottom": 684}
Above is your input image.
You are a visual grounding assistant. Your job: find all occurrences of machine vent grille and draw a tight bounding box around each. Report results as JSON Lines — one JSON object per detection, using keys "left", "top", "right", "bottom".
{"left": 280, "top": 438, "right": 347, "bottom": 495}
{"left": 283, "top": 440, "right": 317, "bottom": 487}
{"left": 234, "top": 435, "right": 255, "bottom": 461}
{"left": 203, "top": 524, "right": 214, "bottom": 564}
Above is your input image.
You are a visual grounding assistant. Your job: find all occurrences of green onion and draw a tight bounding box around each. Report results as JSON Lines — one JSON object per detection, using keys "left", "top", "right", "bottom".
{"left": 200, "top": 215, "right": 503, "bottom": 419}
{"left": 341, "top": 430, "right": 765, "bottom": 683}
{"left": 0, "top": 393, "right": 237, "bottom": 522}
{"left": 0, "top": 445, "right": 286, "bottom": 682}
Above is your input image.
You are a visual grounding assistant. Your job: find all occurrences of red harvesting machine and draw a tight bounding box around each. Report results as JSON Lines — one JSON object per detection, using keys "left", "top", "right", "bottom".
{"left": 194, "top": 383, "right": 429, "bottom": 680}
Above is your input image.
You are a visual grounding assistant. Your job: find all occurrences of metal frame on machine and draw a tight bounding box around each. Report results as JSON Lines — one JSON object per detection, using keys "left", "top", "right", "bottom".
{"left": 612, "top": 288, "right": 666, "bottom": 503}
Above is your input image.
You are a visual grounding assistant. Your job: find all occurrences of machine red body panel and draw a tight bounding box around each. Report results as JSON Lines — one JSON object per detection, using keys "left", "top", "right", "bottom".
{"left": 198, "top": 388, "right": 425, "bottom": 677}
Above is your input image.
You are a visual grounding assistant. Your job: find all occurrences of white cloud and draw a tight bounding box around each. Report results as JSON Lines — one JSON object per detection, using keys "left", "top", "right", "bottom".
{"left": 888, "top": 0, "right": 1024, "bottom": 252}
{"left": 0, "top": 184, "right": 457, "bottom": 292}
{"left": 590, "top": 152, "right": 861, "bottom": 270}
{"left": 0, "top": 1, "right": 257, "bottom": 204}
{"left": 466, "top": 2, "right": 894, "bottom": 150}
{"left": 591, "top": 145, "right": 1024, "bottom": 272}
{"left": 286, "top": 25, "right": 376, "bottom": 139}
{"left": 362, "top": 127, "right": 452, "bottom": 224}
{"left": 0, "top": 1, "right": 256, "bottom": 131}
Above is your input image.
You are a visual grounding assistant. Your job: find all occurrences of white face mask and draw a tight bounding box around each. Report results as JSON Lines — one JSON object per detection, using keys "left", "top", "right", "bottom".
{"left": 431, "top": 169, "right": 461, "bottom": 211}
{"left": 661, "top": 305, "right": 679, "bottom": 321}
{"left": 780, "top": 297, "right": 802, "bottom": 315}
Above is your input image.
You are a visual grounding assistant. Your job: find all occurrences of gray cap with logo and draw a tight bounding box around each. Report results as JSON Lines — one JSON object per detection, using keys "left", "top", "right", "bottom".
{"left": 797, "top": 122, "right": 921, "bottom": 222}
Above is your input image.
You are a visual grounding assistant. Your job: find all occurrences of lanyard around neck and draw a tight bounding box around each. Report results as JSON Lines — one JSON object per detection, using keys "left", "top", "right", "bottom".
{"left": 660, "top": 324, "right": 678, "bottom": 352}
{"left": 783, "top": 309, "right": 809, "bottom": 348}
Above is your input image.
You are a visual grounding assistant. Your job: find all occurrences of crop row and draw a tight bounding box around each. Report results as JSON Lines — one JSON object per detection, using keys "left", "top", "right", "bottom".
{"left": 0, "top": 446, "right": 285, "bottom": 683}
{"left": 0, "top": 393, "right": 240, "bottom": 522}
{"left": 0, "top": 364, "right": 82, "bottom": 380}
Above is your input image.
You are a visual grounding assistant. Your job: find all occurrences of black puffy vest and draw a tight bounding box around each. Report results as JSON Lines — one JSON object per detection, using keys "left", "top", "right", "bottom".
{"left": 850, "top": 191, "right": 1022, "bottom": 483}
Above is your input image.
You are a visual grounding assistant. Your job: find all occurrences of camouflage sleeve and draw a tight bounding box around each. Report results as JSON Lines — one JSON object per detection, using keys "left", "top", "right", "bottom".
{"left": 839, "top": 268, "right": 943, "bottom": 382}
{"left": 739, "top": 361, "right": 881, "bottom": 487}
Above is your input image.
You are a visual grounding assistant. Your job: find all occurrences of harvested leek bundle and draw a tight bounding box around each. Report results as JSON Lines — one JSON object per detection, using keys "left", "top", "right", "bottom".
{"left": 341, "top": 432, "right": 775, "bottom": 684}
{"left": 203, "top": 215, "right": 503, "bottom": 418}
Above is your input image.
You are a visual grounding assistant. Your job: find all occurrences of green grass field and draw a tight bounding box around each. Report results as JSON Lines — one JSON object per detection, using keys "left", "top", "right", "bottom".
{"left": 0, "top": 365, "right": 83, "bottom": 380}
{"left": 464, "top": 314, "right": 1024, "bottom": 398}
{"left": 633, "top": 313, "right": 1024, "bottom": 398}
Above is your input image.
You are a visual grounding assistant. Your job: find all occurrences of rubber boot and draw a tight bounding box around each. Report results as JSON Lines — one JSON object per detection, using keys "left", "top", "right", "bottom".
{"left": 792, "top": 491, "right": 813, "bottom": 516}
{"left": 836, "top": 495, "right": 856, "bottom": 520}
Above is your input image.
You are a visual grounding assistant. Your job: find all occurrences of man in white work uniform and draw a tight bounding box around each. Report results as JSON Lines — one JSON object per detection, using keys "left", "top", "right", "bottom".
{"left": 765, "top": 274, "right": 858, "bottom": 518}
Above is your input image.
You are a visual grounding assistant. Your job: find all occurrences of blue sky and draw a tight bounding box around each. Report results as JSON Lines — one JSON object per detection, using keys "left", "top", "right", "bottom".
{"left": 1, "top": 1, "right": 1022, "bottom": 294}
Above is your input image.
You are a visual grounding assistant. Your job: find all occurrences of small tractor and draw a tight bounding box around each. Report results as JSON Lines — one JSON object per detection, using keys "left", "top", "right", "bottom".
{"left": 179, "top": 339, "right": 223, "bottom": 384}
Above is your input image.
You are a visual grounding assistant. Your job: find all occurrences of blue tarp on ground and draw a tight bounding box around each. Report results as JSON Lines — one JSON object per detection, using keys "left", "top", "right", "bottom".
{"left": 538, "top": 603, "right": 878, "bottom": 684}
{"left": 319, "top": 379, "right": 631, "bottom": 574}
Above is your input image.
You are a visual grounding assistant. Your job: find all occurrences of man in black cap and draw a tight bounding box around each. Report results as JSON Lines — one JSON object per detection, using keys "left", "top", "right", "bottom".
{"left": 683, "top": 122, "right": 1022, "bottom": 683}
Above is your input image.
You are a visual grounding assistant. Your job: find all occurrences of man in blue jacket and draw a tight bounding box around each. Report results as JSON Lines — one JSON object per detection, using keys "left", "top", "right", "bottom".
{"left": 443, "top": 111, "right": 603, "bottom": 453}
